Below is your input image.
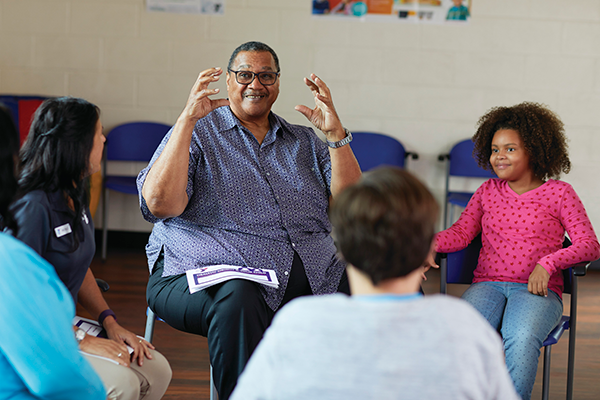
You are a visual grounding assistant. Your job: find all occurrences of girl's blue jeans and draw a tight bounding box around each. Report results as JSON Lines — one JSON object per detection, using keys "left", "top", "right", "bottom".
{"left": 462, "top": 282, "right": 563, "bottom": 400}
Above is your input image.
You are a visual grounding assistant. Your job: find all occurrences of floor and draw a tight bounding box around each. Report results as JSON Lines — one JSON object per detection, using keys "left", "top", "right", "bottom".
{"left": 87, "top": 245, "right": 600, "bottom": 399}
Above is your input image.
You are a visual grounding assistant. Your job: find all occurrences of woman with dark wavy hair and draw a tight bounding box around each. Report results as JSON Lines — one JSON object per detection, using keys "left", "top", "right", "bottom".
{"left": 12, "top": 97, "right": 171, "bottom": 400}
{"left": 0, "top": 105, "right": 106, "bottom": 399}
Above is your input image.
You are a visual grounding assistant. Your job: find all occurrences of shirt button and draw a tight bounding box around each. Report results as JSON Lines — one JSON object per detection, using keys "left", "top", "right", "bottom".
{"left": 266, "top": 172, "right": 270, "bottom": 176}
{"left": 291, "top": 243, "right": 296, "bottom": 247}
{"left": 284, "top": 271, "right": 289, "bottom": 276}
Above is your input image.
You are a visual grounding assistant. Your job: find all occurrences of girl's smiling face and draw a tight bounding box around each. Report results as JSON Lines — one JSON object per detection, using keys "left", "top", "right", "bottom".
{"left": 490, "top": 129, "right": 532, "bottom": 183}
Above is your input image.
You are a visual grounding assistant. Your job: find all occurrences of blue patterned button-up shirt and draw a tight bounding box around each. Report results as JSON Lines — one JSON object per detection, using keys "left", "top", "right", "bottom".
{"left": 137, "top": 106, "right": 345, "bottom": 310}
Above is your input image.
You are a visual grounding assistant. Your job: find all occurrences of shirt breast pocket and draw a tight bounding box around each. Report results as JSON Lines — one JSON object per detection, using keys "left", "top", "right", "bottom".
{"left": 48, "top": 224, "right": 78, "bottom": 254}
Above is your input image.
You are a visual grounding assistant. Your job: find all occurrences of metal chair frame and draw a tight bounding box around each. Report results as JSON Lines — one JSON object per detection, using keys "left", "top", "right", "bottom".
{"left": 144, "top": 308, "right": 218, "bottom": 400}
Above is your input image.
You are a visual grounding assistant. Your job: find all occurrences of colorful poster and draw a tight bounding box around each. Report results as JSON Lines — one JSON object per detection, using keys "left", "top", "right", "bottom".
{"left": 312, "top": 0, "right": 471, "bottom": 23}
{"left": 146, "top": 0, "right": 224, "bottom": 15}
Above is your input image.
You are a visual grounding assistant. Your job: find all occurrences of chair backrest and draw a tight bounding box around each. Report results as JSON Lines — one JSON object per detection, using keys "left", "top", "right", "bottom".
{"left": 0, "top": 95, "right": 48, "bottom": 146}
{"left": 446, "top": 234, "right": 573, "bottom": 294}
{"left": 349, "top": 131, "right": 407, "bottom": 171}
{"left": 446, "top": 234, "right": 481, "bottom": 284}
{"left": 448, "top": 139, "right": 496, "bottom": 178}
{"left": 106, "top": 122, "right": 171, "bottom": 162}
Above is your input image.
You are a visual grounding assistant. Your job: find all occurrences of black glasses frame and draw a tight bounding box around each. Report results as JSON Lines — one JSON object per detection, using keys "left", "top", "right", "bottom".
{"left": 227, "top": 69, "right": 280, "bottom": 86}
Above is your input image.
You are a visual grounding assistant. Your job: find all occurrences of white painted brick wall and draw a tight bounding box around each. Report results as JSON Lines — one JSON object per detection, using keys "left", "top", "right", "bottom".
{"left": 1, "top": 0, "right": 600, "bottom": 237}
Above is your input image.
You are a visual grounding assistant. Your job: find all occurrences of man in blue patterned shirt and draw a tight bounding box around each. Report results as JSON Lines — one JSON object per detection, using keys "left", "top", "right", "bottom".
{"left": 138, "top": 41, "right": 361, "bottom": 400}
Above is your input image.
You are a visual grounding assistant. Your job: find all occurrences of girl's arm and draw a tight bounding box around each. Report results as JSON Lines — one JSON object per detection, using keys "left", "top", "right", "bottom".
{"left": 538, "top": 186, "right": 600, "bottom": 276}
{"left": 434, "top": 184, "right": 486, "bottom": 254}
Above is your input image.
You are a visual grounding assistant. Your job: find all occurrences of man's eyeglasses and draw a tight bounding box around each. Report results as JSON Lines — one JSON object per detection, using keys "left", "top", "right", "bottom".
{"left": 228, "top": 69, "right": 280, "bottom": 86}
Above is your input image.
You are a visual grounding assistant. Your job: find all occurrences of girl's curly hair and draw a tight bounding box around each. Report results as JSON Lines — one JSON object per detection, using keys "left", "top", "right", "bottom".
{"left": 472, "top": 102, "right": 571, "bottom": 181}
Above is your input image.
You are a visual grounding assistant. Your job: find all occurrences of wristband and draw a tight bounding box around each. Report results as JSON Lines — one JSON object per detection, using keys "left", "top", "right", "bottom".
{"left": 98, "top": 309, "right": 117, "bottom": 326}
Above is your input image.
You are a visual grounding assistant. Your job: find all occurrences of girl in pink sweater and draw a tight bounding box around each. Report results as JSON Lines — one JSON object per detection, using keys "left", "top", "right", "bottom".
{"left": 433, "top": 102, "right": 600, "bottom": 400}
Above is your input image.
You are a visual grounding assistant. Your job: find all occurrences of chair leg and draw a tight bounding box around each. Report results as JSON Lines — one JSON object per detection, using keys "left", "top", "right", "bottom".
{"left": 210, "top": 364, "right": 218, "bottom": 400}
{"left": 542, "top": 345, "right": 551, "bottom": 400}
{"left": 144, "top": 307, "right": 156, "bottom": 343}
{"left": 101, "top": 188, "right": 109, "bottom": 261}
{"left": 144, "top": 306, "right": 215, "bottom": 397}
{"left": 443, "top": 162, "right": 450, "bottom": 230}
{"left": 567, "top": 276, "right": 578, "bottom": 400}
{"left": 440, "top": 257, "right": 447, "bottom": 294}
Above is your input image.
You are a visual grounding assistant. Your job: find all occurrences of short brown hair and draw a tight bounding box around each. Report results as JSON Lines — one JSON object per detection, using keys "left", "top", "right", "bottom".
{"left": 330, "top": 167, "right": 439, "bottom": 284}
{"left": 472, "top": 102, "right": 571, "bottom": 180}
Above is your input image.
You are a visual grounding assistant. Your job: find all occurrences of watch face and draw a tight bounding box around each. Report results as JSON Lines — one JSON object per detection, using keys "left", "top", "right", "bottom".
{"left": 75, "top": 329, "right": 86, "bottom": 343}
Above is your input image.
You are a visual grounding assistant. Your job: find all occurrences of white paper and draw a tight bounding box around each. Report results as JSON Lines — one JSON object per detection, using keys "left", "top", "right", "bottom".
{"left": 186, "top": 265, "right": 279, "bottom": 294}
{"left": 73, "top": 316, "right": 134, "bottom": 354}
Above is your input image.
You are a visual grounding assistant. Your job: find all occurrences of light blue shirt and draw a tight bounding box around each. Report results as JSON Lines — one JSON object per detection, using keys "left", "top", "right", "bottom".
{"left": 0, "top": 232, "right": 105, "bottom": 400}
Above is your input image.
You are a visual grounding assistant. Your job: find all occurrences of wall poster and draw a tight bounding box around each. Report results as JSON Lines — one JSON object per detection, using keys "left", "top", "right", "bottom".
{"left": 312, "top": 0, "right": 471, "bottom": 23}
{"left": 146, "top": 0, "right": 224, "bottom": 14}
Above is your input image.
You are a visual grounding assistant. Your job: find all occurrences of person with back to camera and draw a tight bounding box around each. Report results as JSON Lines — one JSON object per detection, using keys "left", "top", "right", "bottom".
{"left": 138, "top": 41, "right": 361, "bottom": 399}
{"left": 230, "top": 167, "right": 520, "bottom": 400}
{"left": 425, "top": 102, "right": 600, "bottom": 399}
{"left": 10, "top": 97, "right": 172, "bottom": 400}
{"left": 0, "top": 105, "right": 106, "bottom": 400}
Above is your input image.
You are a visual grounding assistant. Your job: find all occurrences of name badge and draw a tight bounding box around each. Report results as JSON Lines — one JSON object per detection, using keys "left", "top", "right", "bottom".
{"left": 54, "top": 223, "right": 72, "bottom": 238}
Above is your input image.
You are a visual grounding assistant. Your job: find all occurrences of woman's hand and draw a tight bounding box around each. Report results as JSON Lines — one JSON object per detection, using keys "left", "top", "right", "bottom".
{"left": 78, "top": 334, "right": 130, "bottom": 367}
{"left": 528, "top": 264, "right": 550, "bottom": 297}
{"left": 104, "top": 319, "right": 155, "bottom": 367}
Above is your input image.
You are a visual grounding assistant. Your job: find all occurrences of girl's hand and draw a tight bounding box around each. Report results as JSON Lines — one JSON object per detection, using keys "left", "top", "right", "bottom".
{"left": 78, "top": 335, "right": 130, "bottom": 367}
{"left": 420, "top": 250, "right": 439, "bottom": 281}
{"left": 104, "top": 319, "right": 155, "bottom": 367}
{"left": 528, "top": 264, "right": 550, "bottom": 297}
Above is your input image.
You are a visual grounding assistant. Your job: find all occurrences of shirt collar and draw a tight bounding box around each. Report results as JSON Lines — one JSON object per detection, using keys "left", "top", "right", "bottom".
{"left": 354, "top": 292, "right": 423, "bottom": 302}
{"left": 215, "top": 106, "right": 285, "bottom": 145}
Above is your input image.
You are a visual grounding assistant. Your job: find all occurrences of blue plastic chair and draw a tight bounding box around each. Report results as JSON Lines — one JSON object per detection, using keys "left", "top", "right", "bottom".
{"left": 438, "top": 139, "right": 495, "bottom": 229}
{"left": 438, "top": 236, "right": 590, "bottom": 400}
{"left": 101, "top": 122, "right": 171, "bottom": 260}
{"left": 145, "top": 307, "right": 218, "bottom": 400}
{"left": 350, "top": 131, "right": 418, "bottom": 171}
{"left": 0, "top": 94, "right": 49, "bottom": 145}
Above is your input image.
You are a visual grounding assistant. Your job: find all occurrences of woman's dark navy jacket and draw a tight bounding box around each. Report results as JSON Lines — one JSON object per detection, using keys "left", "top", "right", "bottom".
{"left": 10, "top": 190, "right": 95, "bottom": 303}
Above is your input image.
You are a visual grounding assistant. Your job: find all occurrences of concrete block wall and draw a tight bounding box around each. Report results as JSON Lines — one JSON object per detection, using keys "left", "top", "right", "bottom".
{"left": 2, "top": 0, "right": 600, "bottom": 235}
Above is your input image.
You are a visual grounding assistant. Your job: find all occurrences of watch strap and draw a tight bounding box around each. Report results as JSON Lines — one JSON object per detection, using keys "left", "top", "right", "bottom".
{"left": 327, "top": 128, "right": 353, "bottom": 148}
